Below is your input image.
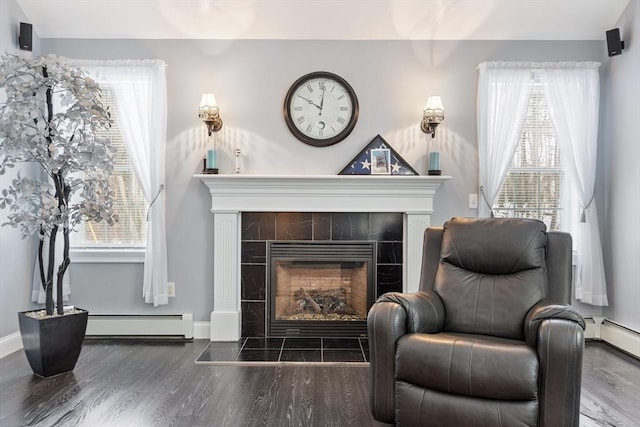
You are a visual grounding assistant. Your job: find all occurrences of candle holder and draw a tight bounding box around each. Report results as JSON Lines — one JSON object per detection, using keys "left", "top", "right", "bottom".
{"left": 428, "top": 151, "right": 441, "bottom": 175}
{"left": 202, "top": 158, "right": 218, "bottom": 174}
{"left": 203, "top": 149, "right": 219, "bottom": 174}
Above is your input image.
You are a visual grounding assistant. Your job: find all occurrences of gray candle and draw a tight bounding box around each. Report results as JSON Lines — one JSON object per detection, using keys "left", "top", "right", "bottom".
{"left": 429, "top": 152, "right": 440, "bottom": 171}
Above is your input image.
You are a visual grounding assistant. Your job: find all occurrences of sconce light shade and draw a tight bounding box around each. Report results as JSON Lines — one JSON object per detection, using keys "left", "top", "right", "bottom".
{"left": 198, "top": 93, "right": 223, "bottom": 135}
{"left": 421, "top": 95, "right": 445, "bottom": 138}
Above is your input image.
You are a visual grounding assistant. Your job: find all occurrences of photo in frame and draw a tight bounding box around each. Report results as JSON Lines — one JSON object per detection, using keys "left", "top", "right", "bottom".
{"left": 370, "top": 148, "right": 391, "bottom": 174}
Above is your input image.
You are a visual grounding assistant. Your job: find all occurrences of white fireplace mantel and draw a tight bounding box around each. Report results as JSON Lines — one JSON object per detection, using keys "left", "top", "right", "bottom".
{"left": 197, "top": 174, "right": 450, "bottom": 341}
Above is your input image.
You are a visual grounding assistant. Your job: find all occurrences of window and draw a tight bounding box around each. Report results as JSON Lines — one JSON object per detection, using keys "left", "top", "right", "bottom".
{"left": 492, "top": 86, "right": 578, "bottom": 234}
{"left": 71, "top": 90, "right": 147, "bottom": 254}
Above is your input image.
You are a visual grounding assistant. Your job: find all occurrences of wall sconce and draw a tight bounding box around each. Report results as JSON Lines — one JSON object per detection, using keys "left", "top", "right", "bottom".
{"left": 198, "top": 93, "right": 223, "bottom": 135}
{"left": 421, "top": 96, "right": 444, "bottom": 138}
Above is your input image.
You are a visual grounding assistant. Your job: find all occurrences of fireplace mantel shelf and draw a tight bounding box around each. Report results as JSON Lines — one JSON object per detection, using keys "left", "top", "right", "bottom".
{"left": 196, "top": 174, "right": 451, "bottom": 341}
{"left": 196, "top": 174, "right": 451, "bottom": 213}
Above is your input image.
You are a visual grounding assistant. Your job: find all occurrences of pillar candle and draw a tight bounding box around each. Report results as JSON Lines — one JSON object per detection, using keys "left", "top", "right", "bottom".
{"left": 429, "top": 151, "right": 440, "bottom": 171}
{"left": 207, "top": 149, "right": 217, "bottom": 169}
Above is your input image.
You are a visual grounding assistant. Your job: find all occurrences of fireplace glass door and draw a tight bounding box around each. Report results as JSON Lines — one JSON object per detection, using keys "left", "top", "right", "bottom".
{"left": 268, "top": 241, "right": 376, "bottom": 337}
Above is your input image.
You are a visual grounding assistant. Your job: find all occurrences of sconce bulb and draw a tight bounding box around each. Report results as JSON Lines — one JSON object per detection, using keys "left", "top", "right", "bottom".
{"left": 199, "top": 92, "right": 223, "bottom": 134}
{"left": 421, "top": 95, "right": 444, "bottom": 137}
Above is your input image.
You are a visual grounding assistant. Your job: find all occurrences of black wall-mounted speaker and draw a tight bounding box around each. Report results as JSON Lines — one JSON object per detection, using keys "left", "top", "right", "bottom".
{"left": 18, "top": 22, "right": 33, "bottom": 51}
{"left": 606, "top": 28, "right": 624, "bottom": 57}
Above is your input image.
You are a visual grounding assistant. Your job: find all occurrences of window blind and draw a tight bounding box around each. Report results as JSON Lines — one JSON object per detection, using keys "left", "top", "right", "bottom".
{"left": 74, "top": 90, "right": 148, "bottom": 247}
{"left": 493, "top": 87, "right": 576, "bottom": 233}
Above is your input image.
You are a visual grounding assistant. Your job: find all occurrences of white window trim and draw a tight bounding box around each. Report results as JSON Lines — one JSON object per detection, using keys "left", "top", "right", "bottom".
{"left": 70, "top": 248, "right": 145, "bottom": 263}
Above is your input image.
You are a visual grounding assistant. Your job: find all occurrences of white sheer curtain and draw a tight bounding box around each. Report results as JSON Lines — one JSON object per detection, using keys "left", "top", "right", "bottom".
{"left": 79, "top": 59, "right": 169, "bottom": 306}
{"left": 477, "top": 62, "right": 533, "bottom": 217}
{"left": 477, "top": 61, "right": 607, "bottom": 306}
{"left": 540, "top": 63, "right": 607, "bottom": 306}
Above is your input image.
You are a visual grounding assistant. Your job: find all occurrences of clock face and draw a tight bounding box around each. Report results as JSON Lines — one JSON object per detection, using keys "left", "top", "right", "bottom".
{"left": 283, "top": 71, "right": 359, "bottom": 147}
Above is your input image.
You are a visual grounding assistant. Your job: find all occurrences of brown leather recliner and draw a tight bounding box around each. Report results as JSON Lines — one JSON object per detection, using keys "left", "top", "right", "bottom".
{"left": 368, "top": 217, "right": 585, "bottom": 426}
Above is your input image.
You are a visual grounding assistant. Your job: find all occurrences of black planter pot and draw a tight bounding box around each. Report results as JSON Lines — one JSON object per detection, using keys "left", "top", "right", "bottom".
{"left": 18, "top": 308, "right": 89, "bottom": 378}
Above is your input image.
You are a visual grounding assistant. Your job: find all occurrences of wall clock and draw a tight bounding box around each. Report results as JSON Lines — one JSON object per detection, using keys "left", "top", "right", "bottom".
{"left": 283, "top": 71, "right": 359, "bottom": 147}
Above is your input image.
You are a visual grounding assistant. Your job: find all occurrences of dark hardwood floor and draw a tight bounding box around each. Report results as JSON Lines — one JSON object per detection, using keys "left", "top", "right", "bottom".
{"left": 0, "top": 340, "right": 638, "bottom": 426}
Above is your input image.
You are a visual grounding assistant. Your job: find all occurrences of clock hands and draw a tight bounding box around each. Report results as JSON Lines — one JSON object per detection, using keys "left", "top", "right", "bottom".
{"left": 297, "top": 95, "right": 322, "bottom": 110}
{"left": 319, "top": 83, "right": 326, "bottom": 115}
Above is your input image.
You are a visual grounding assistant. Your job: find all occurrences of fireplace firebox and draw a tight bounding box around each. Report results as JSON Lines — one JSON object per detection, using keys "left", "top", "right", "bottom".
{"left": 267, "top": 241, "right": 376, "bottom": 337}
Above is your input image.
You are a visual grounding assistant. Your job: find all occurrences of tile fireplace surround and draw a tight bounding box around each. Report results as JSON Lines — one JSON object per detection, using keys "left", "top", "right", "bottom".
{"left": 197, "top": 174, "right": 450, "bottom": 341}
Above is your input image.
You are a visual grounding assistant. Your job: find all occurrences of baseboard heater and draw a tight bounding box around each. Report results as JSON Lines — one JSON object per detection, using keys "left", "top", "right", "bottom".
{"left": 86, "top": 313, "right": 194, "bottom": 340}
{"left": 584, "top": 317, "right": 640, "bottom": 359}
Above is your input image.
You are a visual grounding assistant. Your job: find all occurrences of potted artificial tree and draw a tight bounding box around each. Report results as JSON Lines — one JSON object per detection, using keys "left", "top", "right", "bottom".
{"left": 0, "top": 54, "right": 117, "bottom": 377}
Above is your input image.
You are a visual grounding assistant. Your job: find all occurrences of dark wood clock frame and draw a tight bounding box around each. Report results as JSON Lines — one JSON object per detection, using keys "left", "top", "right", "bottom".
{"left": 283, "top": 71, "right": 359, "bottom": 147}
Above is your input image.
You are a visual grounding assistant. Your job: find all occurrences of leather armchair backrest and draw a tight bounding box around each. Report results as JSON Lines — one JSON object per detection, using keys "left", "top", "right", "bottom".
{"left": 434, "top": 217, "right": 547, "bottom": 340}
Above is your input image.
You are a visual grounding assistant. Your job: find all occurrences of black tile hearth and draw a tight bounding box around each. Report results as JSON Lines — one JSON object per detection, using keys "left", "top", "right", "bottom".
{"left": 243, "top": 337, "right": 283, "bottom": 349}
{"left": 323, "top": 349, "right": 365, "bottom": 363}
{"left": 283, "top": 337, "right": 322, "bottom": 349}
{"left": 196, "top": 337, "right": 370, "bottom": 365}
{"left": 280, "top": 350, "right": 322, "bottom": 362}
{"left": 236, "top": 349, "right": 281, "bottom": 362}
{"left": 322, "top": 338, "right": 361, "bottom": 349}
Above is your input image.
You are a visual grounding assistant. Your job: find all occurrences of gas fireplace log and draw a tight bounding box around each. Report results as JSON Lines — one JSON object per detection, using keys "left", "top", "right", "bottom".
{"left": 294, "top": 288, "right": 322, "bottom": 313}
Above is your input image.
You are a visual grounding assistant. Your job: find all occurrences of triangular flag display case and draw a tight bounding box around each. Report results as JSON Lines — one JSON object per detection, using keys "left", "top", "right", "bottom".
{"left": 339, "top": 134, "right": 419, "bottom": 175}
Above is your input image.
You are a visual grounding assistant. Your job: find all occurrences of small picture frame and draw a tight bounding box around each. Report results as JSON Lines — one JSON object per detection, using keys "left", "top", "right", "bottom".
{"left": 371, "top": 148, "right": 391, "bottom": 175}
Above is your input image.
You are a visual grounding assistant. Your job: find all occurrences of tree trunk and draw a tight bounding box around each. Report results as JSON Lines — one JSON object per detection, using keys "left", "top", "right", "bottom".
{"left": 56, "top": 183, "right": 72, "bottom": 315}
{"left": 45, "top": 226, "right": 56, "bottom": 316}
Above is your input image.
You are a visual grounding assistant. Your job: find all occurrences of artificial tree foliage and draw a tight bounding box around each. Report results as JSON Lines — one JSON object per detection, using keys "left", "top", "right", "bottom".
{"left": 0, "top": 54, "right": 117, "bottom": 316}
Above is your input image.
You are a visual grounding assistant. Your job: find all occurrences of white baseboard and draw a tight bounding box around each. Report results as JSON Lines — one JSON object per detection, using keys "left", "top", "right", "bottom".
{"left": 584, "top": 317, "right": 640, "bottom": 358}
{"left": 0, "top": 331, "right": 23, "bottom": 359}
{"left": 193, "top": 322, "right": 210, "bottom": 339}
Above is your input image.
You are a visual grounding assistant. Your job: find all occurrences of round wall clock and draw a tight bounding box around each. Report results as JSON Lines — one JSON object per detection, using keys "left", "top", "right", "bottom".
{"left": 283, "top": 71, "right": 359, "bottom": 147}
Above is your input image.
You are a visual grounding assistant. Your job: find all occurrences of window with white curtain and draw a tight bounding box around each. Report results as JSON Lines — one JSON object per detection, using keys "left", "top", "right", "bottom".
{"left": 492, "top": 85, "right": 578, "bottom": 235}
{"left": 72, "top": 89, "right": 148, "bottom": 248}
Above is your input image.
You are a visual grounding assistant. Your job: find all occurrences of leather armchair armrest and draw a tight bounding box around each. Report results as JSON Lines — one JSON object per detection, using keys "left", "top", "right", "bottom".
{"left": 377, "top": 291, "right": 445, "bottom": 333}
{"left": 367, "top": 291, "right": 444, "bottom": 424}
{"left": 525, "top": 303, "right": 585, "bottom": 426}
{"left": 537, "top": 319, "right": 585, "bottom": 427}
{"left": 524, "top": 301, "right": 585, "bottom": 347}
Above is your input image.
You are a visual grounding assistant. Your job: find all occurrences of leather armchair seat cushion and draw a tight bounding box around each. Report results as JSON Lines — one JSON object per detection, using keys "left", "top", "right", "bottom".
{"left": 396, "top": 332, "right": 539, "bottom": 401}
{"left": 396, "top": 384, "right": 538, "bottom": 427}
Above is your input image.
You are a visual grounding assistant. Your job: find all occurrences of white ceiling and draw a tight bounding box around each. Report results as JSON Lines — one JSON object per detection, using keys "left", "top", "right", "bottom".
{"left": 17, "top": 0, "right": 630, "bottom": 41}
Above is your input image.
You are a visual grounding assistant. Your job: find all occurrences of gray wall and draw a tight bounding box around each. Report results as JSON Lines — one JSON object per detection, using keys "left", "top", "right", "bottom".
{"left": 33, "top": 37, "right": 608, "bottom": 325}
{"left": 601, "top": 0, "right": 640, "bottom": 331}
{"left": 0, "top": 0, "right": 40, "bottom": 337}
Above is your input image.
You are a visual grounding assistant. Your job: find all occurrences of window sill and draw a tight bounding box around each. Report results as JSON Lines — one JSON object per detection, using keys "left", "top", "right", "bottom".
{"left": 70, "top": 248, "right": 145, "bottom": 263}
